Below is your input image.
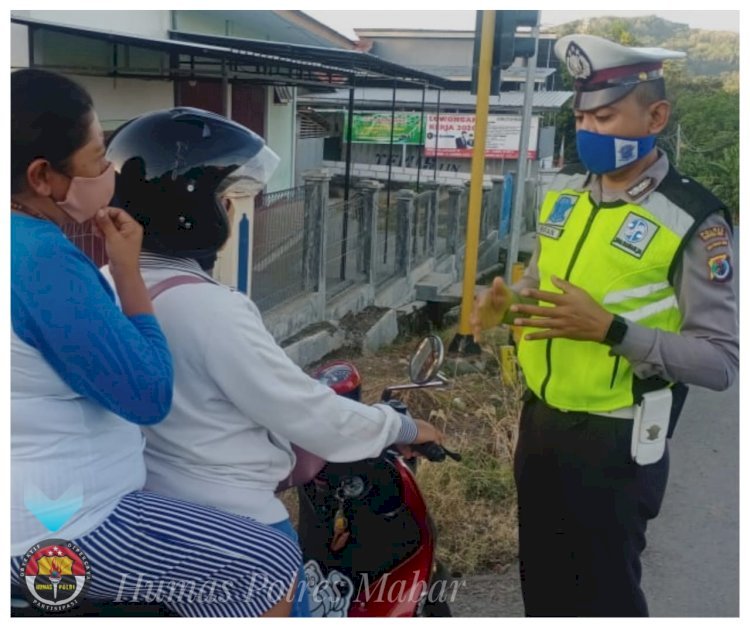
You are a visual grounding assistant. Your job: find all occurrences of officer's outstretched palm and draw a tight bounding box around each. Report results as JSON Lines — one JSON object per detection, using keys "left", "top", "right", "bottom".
{"left": 471, "top": 277, "right": 513, "bottom": 341}
{"left": 510, "top": 275, "right": 613, "bottom": 342}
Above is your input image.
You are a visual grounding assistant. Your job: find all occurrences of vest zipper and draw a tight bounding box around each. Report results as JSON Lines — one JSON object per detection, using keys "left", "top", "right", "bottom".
{"left": 610, "top": 355, "right": 621, "bottom": 388}
{"left": 540, "top": 203, "right": 602, "bottom": 403}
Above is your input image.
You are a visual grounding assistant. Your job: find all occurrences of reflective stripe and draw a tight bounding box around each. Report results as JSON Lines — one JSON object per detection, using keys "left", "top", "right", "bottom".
{"left": 603, "top": 281, "right": 671, "bottom": 305}
{"left": 643, "top": 191, "right": 695, "bottom": 239}
{"left": 622, "top": 295, "right": 678, "bottom": 322}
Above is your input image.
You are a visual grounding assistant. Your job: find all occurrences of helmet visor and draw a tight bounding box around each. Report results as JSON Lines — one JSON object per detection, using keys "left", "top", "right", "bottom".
{"left": 218, "top": 144, "right": 280, "bottom": 197}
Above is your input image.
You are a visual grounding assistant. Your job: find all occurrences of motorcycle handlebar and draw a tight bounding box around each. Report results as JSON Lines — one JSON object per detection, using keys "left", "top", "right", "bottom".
{"left": 410, "top": 442, "right": 462, "bottom": 463}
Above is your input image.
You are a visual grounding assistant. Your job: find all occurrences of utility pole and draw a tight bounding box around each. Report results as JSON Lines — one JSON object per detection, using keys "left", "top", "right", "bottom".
{"left": 449, "top": 10, "right": 495, "bottom": 355}
{"left": 504, "top": 21, "right": 539, "bottom": 285}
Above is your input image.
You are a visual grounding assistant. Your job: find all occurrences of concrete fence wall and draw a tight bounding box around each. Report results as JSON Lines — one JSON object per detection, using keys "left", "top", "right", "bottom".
{"left": 257, "top": 168, "right": 504, "bottom": 344}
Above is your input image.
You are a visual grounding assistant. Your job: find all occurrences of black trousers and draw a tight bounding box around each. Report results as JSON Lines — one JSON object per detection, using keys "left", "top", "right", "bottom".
{"left": 514, "top": 395, "right": 670, "bottom": 617}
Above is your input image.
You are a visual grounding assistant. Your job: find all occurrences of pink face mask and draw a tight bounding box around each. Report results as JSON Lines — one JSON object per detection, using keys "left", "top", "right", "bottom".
{"left": 56, "top": 162, "right": 115, "bottom": 223}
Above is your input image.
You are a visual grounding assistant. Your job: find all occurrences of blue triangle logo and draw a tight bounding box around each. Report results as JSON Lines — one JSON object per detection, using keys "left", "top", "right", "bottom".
{"left": 24, "top": 483, "right": 84, "bottom": 532}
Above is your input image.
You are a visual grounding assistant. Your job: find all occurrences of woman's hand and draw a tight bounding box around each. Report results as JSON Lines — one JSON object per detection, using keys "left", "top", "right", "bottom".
{"left": 94, "top": 207, "right": 153, "bottom": 317}
{"left": 94, "top": 207, "right": 143, "bottom": 278}
{"left": 412, "top": 418, "right": 444, "bottom": 445}
{"left": 397, "top": 419, "right": 445, "bottom": 459}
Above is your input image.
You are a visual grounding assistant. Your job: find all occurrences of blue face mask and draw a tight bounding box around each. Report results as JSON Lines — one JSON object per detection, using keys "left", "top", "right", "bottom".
{"left": 576, "top": 130, "right": 657, "bottom": 175}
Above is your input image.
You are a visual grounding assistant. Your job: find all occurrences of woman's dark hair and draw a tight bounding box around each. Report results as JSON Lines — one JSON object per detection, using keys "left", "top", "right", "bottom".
{"left": 11, "top": 68, "right": 94, "bottom": 193}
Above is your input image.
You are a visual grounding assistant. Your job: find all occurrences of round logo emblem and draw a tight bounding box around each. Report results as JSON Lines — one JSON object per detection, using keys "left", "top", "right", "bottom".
{"left": 565, "top": 42, "right": 593, "bottom": 81}
{"left": 709, "top": 254, "right": 732, "bottom": 282}
{"left": 625, "top": 218, "right": 648, "bottom": 243}
{"left": 618, "top": 143, "right": 636, "bottom": 163}
{"left": 18, "top": 539, "right": 91, "bottom": 613}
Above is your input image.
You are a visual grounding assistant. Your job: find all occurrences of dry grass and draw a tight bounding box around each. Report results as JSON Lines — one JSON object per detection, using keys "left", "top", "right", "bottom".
{"left": 286, "top": 326, "right": 524, "bottom": 576}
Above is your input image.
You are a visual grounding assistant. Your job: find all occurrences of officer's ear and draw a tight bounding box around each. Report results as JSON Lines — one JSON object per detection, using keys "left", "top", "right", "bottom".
{"left": 648, "top": 100, "right": 671, "bottom": 135}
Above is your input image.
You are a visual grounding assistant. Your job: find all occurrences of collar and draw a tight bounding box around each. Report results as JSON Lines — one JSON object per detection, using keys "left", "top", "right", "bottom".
{"left": 139, "top": 251, "right": 216, "bottom": 282}
{"left": 584, "top": 151, "right": 670, "bottom": 205}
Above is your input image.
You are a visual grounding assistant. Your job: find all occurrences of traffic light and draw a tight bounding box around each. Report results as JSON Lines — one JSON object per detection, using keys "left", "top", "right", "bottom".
{"left": 471, "top": 10, "right": 540, "bottom": 95}
{"left": 495, "top": 10, "right": 539, "bottom": 70}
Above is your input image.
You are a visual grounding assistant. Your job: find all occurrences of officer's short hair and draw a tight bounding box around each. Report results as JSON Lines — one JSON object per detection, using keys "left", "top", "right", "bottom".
{"left": 632, "top": 79, "right": 667, "bottom": 108}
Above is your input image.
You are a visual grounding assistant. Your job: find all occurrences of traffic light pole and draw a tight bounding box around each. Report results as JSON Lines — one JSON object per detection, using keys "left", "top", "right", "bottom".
{"left": 449, "top": 10, "right": 495, "bottom": 356}
{"left": 504, "top": 24, "right": 540, "bottom": 285}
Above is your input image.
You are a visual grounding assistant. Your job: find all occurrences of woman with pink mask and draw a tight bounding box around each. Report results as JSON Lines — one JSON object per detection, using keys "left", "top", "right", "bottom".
{"left": 11, "top": 69, "right": 300, "bottom": 617}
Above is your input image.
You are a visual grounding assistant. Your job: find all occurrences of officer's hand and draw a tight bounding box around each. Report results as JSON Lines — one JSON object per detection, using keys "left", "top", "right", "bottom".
{"left": 471, "top": 277, "right": 514, "bottom": 342}
{"left": 509, "top": 275, "right": 614, "bottom": 342}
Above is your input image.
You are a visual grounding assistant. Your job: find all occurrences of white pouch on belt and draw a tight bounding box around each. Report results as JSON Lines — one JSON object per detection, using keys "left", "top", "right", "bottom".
{"left": 631, "top": 388, "right": 672, "bottom": 465}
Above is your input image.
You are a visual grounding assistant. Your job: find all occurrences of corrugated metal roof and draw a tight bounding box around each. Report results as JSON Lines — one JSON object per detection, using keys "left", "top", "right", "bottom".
{"left": 299, "top": 88, "right": 573, "bottom": 111}
{"left": 11, "top": 16, "right": 452, "bottom": 89}
{"left": 392, "top": 65, "right": 556, "bottom": 82}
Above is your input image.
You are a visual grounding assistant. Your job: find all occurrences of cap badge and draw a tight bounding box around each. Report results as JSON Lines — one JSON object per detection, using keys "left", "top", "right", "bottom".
{"left": 566, "top": 42, "right": 593, "bottom": 81}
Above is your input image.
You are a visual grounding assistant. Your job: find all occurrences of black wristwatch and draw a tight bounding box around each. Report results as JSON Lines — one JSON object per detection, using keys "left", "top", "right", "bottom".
{"left": 604, "top": 314, "right": 628, "bottom": 347}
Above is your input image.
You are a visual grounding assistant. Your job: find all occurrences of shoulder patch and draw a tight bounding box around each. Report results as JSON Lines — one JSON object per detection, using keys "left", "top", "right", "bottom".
{"left": 705, "top": 239, "right": 729, "bottom": 252}
{"left": 708, "top": 253, "right": 732, "bottom": 283}
{"left": 699, "top": 226, "right": 727, "bottom": 242}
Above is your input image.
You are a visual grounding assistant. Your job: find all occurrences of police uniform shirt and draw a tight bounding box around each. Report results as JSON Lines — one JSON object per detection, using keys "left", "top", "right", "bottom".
{"left": 513, "top": 151, "right": 738, "bottom": 391}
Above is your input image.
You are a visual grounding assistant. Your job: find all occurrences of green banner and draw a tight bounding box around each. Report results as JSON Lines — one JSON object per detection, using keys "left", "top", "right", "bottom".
{"left": 345, "top": 112, "right": 424, "bottom": 144}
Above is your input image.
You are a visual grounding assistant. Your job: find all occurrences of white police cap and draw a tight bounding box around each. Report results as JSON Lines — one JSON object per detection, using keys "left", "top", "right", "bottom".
{"left": 554, "top": 34, "right": 686, "bottom": 111}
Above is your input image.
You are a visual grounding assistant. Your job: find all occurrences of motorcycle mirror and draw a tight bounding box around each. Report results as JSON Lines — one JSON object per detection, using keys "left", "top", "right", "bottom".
{"left": 409, "top": 335, "right": 445, "bottom": 385}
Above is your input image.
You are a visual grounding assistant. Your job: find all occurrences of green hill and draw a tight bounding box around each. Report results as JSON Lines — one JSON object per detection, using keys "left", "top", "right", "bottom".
{"left": 551, "top": 15, "right": 738, "bottom": 83}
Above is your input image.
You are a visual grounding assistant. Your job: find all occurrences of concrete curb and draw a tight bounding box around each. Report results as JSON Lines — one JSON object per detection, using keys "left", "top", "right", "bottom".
{"left": 362, "top": 309, "right": 399, "bottom": 355}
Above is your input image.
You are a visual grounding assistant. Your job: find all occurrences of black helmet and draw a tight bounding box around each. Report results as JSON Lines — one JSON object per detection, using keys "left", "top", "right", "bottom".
{"left": 106, "top": 107, "right": 279, "bottom": 257}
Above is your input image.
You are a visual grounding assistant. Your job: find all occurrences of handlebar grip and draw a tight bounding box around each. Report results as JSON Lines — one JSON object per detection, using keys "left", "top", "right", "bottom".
{"left": 410, "top": 442, "right": 462, "bottom": 462}
{"left": 411, "top": 442, "right": 447, "bottom": 462}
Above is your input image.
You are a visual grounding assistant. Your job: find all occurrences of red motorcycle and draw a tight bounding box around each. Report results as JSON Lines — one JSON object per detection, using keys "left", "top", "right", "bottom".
{"left": 12, "top": 335, "right": 459, "bottom": 618}
{"left": 298, "top": 335, "right": 461, "bottom": 617}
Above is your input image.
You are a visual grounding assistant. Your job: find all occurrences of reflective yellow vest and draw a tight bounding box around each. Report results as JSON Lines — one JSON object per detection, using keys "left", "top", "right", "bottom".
{"left": 517, "top": 168, "right": 726, "bottom": 412}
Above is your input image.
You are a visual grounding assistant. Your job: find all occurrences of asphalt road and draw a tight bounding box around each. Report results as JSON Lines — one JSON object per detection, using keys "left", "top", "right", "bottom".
{"left": 451, "top": 380, "right": 740, "bottom": 617}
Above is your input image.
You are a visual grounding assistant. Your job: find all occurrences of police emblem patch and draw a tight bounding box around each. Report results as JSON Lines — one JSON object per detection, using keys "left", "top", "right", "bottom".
{"left": 548, "top": 194, "right": 578, "bottom": 225}
{"left": 614, "top": 138, "right": 639, "bottom": 169}
{"left": 708, "top": 253, "right": 732, "bottom": 282}
{"left": 565, "top": 42, "right": 592, "bottom": 80}
{"left": 538, "top": 194, "right": 578, "bottom": 240}
{"left": 611, "top": 213, "right": 659, "bottom": 258}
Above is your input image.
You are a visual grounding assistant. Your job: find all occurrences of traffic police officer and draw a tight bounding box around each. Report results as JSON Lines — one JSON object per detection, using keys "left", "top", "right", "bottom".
{"left": 471, "top": 34, "right": 738, "bottom": 616}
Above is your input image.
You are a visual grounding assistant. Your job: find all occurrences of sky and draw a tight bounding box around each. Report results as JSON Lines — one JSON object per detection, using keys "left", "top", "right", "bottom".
{"left": 305, "top": 10, "right": 741, "bottom": 40}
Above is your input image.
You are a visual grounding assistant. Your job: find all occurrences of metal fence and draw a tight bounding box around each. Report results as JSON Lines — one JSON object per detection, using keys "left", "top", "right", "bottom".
{"left": 63, "top": 222, "right": 107, "bottom": 268}
{"left": 251, "top": 185, "right": 308, "bottom": 312}
{"left": 412, "top": 189, "right": 433, "bottom": 267}
{"left": 485, "top": 181, "right": 504, "bottom": 235}
{"left": 326, "top": 193, "right": 366, "bottom": 299}
{"left": 435, "top": 188, "right": 452, "bottom": 258}
{"left": 375, "top": 192, "right": 398, "bottom": 285}
{"left": 458, "top": 187, "right": 469, "bottom": 247}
